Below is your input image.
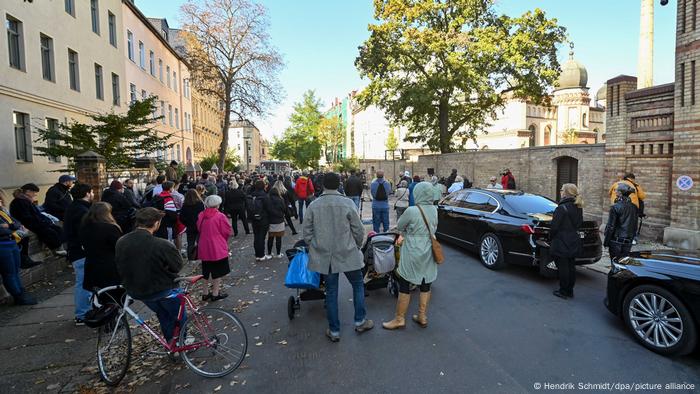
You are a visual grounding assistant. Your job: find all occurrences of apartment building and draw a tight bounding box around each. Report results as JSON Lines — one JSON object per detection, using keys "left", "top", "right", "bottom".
{"left": 121, "top": 4, "right": 193, "bottom": 165}
{"left": 192, "top": 88, "right": 224, "bottom": 162}
{"left": 0, "top": 0, "right": 127, "bottom": 189}
{"left": 228, "top": 120, "right": 264, "bottom": 172}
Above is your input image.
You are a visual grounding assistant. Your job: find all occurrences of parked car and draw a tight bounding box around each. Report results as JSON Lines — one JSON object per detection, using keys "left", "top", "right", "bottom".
{"left": 605, "top": 250, "right": 700, "bottom": 356}
{"left": 435, "top": 189, "right": 601, "bottom": 274}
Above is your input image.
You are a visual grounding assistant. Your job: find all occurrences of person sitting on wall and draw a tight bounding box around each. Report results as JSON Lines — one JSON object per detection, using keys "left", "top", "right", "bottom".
{"left": 9, "top": 184, "right": 65, "bottom": 256}
{"left": 43, "top": 175, "right": 76, "bottom": 221}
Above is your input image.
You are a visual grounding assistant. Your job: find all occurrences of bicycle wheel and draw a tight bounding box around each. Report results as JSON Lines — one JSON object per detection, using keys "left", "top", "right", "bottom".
{"left": 97, "top": 313, "right": 132, "bottom": 386}
{"left": 180, "top": 307, "right": 248, "bottom": 378}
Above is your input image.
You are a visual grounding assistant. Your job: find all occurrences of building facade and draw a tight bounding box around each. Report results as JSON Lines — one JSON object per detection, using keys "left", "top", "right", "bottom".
{"left": 191, "top": 88, "right": 224, "bottom": 163}
{"left": 1, "top": 0, "right": 127, "bottom": 190}
{"left": 228, "top": 120, "right": 264, "bottom": 172}
{"left": 122, "top": 8, "right": 193, "bottom": 166}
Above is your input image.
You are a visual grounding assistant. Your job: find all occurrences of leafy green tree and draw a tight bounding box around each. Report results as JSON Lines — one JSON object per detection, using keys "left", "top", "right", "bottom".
{"left": 356, "top": 0, "right": 567, "bottom": 153}
{"left": 199, "top": 149, "right": 240, "bottom": 172}
{"left": 385, "top": 127, "right": 399, "bottom": 152}
{"left": 271, "top": 91, "right": 323, "bottom": 169}
{"left": 34, "top": 97, "right": 172, "bottom": 170}
{"left": 318, "top": 117, "right": 345, "bottom": 165}
{"left": 333, "top": 157, "right": 359, "bottom": 173}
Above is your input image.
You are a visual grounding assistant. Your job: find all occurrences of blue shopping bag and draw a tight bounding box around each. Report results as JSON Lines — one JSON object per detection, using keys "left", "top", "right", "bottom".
{"left": 284, "top": 249, "right": 320, "bottom": 289}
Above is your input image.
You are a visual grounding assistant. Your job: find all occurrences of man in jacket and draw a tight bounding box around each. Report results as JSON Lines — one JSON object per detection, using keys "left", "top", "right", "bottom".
{"left": 608, "top": 172, "right": 646, "bottom": 210}
{"left": 63, "top": 183, "right": 94, "bottom": 325}
{"left": 44, "top": 175, "right": 76, "bottom": 221}
{"left": 115, "top": 208, "right": 184, "bottom": 342}
{"left": 102, "top": 181, "right": 135, "bottom": 233}
{"left": 294, "top": 172, "right": 315, "bottom": 224}
{"left": 446, "top": 169, "right": 458, "bottom": 187}
{"left": 370, "top": 170, "right": 392, "bottom": 232}
{"left": 123, "top": 179, "right": 141, "bottom": 209}
{"left": 344, "top": 170, "right": 363, "bottom": 211}
{"left": 604, "top": 183, "right": 639, "bottom": 263}
{"left": 303, "top": 172, "right": 373, "bottom": 342}
{"left": 10, "top": 183, "right": 64, "bottom": 253}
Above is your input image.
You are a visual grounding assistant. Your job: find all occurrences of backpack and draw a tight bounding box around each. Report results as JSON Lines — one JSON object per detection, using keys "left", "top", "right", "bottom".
{"left": 246, "top": 195, "right": 265, "bottom": 221}
{"left": 152, "top": 194, "right": 176, "bottom": 225}
{"left": 375, "top": 181, "right": 388, "bottom": 201}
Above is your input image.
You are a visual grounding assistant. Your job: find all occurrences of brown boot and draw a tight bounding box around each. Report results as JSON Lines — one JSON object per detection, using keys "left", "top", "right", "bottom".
{"left": 412, "top": 291, "right": 431, "bottom": 328}
{"left": 382, "top": 293, "right": 410, "bottom": 330}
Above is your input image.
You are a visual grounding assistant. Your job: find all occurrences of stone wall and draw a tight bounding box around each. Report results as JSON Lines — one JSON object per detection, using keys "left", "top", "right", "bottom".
{"left": 360, "top": 144, "right": 607, "bottom": 221}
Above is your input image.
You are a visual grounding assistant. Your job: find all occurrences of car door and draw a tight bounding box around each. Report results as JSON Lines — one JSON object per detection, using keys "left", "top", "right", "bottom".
{"left": 452, "top": 191, "right": 495, "bottom": 247}
{"left": 436, "top": 190, "right": 468, "bottom": 241}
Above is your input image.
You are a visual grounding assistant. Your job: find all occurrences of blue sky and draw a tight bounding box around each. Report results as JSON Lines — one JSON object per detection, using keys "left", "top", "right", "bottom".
{"left": 137, "top": 0, "right": 677, "bottom": 139}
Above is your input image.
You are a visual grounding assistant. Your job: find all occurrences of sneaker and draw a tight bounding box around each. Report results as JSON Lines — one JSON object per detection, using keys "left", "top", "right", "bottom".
{"left": 255, "top": 257, "right": 264, "bottom": 261}
{"left": 354, "top": 319, "right": 374, "bottom": 333}
{"left": 74, "top": 317, "right": 86, "bottom": 326}
{"left": 276, "top": 254, "right": 285, "bottom": 259}
{"left": 264, "top": 255, "right": 272, "bottom": 260}
{"left": 325, "top": 329, "right": 340, "bottom": 343}
{"left": 54, "top": 249, "right": 68, "bottom": 257}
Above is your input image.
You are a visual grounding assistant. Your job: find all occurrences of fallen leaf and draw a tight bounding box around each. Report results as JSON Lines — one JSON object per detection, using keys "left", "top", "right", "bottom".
{"left": 47, "top": 383, "right": 60, "bottom": 390}
{"left": 64, "top": 339, "right": 75, "bottom": 343}
{"left": 255, "top": 342, "right": 263, "bottom": 346}
{"left": 277, "top": 340, "right": 288, "bottom": 345}
{"left": 251, "top": 323, "right": 260, "bottom": 327}
{"left": 440, "top": 372, "right": 445, "bottom": 376}
{"left": 214, "top": 385, "right": 222, "bottom": 391}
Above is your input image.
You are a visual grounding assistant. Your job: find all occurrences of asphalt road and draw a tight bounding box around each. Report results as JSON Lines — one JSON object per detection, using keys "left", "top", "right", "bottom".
{"left": 134, "top": 233, "right": 700, "bottom": 394}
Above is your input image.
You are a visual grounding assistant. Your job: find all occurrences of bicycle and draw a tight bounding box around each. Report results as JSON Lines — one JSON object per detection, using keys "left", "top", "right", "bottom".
{"left": 92, "top": 275, "right": 248, "bottom": 386}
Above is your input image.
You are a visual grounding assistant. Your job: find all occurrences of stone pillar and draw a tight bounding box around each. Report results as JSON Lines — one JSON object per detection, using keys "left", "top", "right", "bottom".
{"left": 75, "top": 151, "right": 107, "bottom": 200}
{"left": 637, "top": 0, "right": 654, "bottom": 89}
{"left": 664, "top": 0, "right": 700, "bottom": 250}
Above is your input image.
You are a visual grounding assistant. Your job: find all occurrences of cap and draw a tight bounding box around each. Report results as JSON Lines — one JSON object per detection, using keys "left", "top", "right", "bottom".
{"left": 59, "top": 175, "right": 77, "bottom": 183}
{"left": 110, "top": 180, "right": 124, "bottom": 190}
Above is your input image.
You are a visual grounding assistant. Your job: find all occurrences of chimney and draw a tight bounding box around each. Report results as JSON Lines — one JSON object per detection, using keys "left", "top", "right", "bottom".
{"left": 637, "top": 0, "right": 654, "bottom": 89}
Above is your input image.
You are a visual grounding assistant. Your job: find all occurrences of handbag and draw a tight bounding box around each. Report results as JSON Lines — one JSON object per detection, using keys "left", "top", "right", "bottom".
{"left": 284, "top": 248, "right": 320, "bottom": 289}
{"left": 416, "top": 205, "right": 444, "bottom": 264}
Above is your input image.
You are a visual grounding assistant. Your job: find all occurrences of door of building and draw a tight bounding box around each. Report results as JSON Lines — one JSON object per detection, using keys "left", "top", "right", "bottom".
{"left": 556, "top": 156, "right": 578, "bottom": 201}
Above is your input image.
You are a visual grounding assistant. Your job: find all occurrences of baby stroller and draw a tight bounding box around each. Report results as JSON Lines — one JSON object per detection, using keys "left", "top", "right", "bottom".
{"left": 362, "top": 232, "right": 401, "bottom": 297}
{"left": 285, "top": 240, "right": 325, "bottom": 320}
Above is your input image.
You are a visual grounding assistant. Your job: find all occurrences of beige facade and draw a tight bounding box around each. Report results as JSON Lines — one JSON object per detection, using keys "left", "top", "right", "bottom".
{"left": 0, "top": 0, "right": 127, "bottom": 190}
{"left": 192, "top": 88, "right": 224, "bottom": 163}
{"left": 229, "top": 120, "right": 263, "bottom": 172}
{"left": 121, "top": 4, "right": 192, "bottom": 165}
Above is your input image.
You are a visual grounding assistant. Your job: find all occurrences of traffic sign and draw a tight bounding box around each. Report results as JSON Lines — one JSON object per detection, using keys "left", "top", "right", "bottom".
{"left": 676, "top": 175, "right": 694, "bottom": 191}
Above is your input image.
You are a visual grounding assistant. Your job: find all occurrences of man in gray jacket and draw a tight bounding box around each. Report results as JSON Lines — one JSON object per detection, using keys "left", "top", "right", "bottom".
{"left": 303, "top": 172, "right": 373, "bottom": 342}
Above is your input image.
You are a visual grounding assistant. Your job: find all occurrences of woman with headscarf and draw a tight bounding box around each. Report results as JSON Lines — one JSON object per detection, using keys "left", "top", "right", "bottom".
{"left": 197, "top": 195, "right": 232, "bottom": 301}
{"left": 383, "top": 182, "right": 439, "bottom": 330}
{"left": 550, "top": 183, "right": 584, "bottom": 299}
{"left": 429, "top": 176, "right": 442, "bottom": 204}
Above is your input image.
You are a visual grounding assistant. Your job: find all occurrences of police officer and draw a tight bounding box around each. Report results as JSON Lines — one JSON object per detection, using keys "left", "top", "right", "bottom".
{"left": 603, "top": 183, "right": 639, "bottom": 262}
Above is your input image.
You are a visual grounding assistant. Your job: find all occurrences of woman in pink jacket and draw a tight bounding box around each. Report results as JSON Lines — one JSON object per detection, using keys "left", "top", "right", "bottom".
{"left": 197, "top": 195, "right": 232, "bottom": 301}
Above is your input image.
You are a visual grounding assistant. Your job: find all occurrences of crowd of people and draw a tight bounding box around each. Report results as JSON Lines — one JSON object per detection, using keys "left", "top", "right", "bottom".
{"left": 0, "top": 161, "right": 648, "bottom": 345}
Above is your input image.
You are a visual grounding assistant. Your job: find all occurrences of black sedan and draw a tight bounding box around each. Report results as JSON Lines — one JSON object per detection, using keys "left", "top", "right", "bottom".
{"left": 606, "top": 250, "right": 700, "bottom": 356}
{"left": 436, "top": 189, "right": 602, "bottom": 274}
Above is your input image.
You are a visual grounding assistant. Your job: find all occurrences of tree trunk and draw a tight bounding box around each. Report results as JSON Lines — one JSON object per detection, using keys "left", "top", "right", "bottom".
{"left": 439, "top": 97, "right": 451, "bottom": 153}
{"left": 218, "top": 91, "right": 232, "bottom": 172}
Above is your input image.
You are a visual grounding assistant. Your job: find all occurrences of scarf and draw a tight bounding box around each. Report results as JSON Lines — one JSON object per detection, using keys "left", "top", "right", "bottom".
{"left": 0, "top": 209, "right": 22, "bottom": 243}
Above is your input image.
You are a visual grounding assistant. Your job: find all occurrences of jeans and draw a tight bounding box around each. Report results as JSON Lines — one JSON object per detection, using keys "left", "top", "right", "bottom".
{"left": 554, "top": 256, "right": 576, "bottom": 296}
{"left": 349, "top": 196, "right": 361, "bottom": 211}
{"left": 372, "top": 207, "right": 390, "bottom": 233}
{"left": 72, "top": 258, "right": 92, "bottom": 319}
{"left": 324, "top": 268, "right": 367, "bottom": 334}
{"left": 252, "top": 222, "right": 269, "bottom": 258}
{"left": 140, "top": 289, "right": 186, "bottom": 342}
{"left": 609, "top": 241, "right": 633, "bottom": 263}
{"left": 0, "top": 241, "right": 24, "bottom": 298}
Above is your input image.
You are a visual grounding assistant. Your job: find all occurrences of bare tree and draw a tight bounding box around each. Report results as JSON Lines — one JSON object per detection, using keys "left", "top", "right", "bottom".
{"left": 180, "top": 0, "right": 284, "bottom": 169}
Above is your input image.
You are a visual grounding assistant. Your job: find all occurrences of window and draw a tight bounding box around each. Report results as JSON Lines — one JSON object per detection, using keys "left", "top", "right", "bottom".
{"left": 158, "top": 59, "right": 163, "bottom": 81}
{"left": 141, "top": 89, "right": 147, "bottom": 100}
{"left": 175, "top": 108, "right": 179, "bottom": 129}
{"left": 168, "top": 104, "right": 173, "bottom": 126}
{"left": 173, "top": 71, "right": 177, "bottom": 92}
{"left": 681, "top": 63, "right": 686, "bottom": 107}
{"left": 160, "top": 101, "right": 165, "bottom": 124}
{"left": 504, "top": 195, "right": 558, "bottom": 215}
{"left": 46, "top": 118, "right": 60, "bottom": 163}
{"left": 138, "top": 41, "right": 145, "bottom": 69}
{"left": 65, "top": 0, "right": 75, "bottom": 16}
{"left": 40, "top": 34, "right": 54, "bottom": 81}
{"left": 68, "top": 49, "right": 80, "bottom": 91}
{"left": 127, "top": 30, "right": 134, "bottom": 61}
{"left": 129, "top": 83, "right": 136, "bottom": 104}
{"left": 90, "top": 0, "right": 100, "bottom": 34}
{"left": 183, "top": 79, "right": 190, "bottom": 98}
{"left": 166, "top": 66, "right": 171, "bottom": 88}
{"left": 94, "top": 63, "right": 103, "bottom": 100}
{"left": 692, "top": 60, "right": 696, "bottom": 106}
{"left": 582, "top": 113, "right": 587, "bottom": 127}
{"left": 6, "top": 16, "right": 23, "bottom": 70}
{"left": 108, "top": 12, "right": 116, "bottom": 47}
{"left": 111, "top": 73, "right": 120, "bottom": 106}
{"left": 658, "top": 144, "right": 664, "bottom": 155}
{"left": 149, "top": 51, "right": 155, "bottom": 75}
{"left": 13, "top": 112, "right": 31, "bottom": 162}
{"left": 176, "top": 145, "right": 181, "bottom": 162}
{"left": 458, "top": 192, "right": 498, "bottom": 212}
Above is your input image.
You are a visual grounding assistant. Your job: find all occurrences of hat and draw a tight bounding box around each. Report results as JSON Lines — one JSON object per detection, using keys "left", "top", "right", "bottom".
{"left": 21, "top": 183, "right": 40, "bottom": 192}
{"left": 110, "top": 180, "right": 124, "bottom": 190}
{"left": 59, "top": 175, "right": 77, "bottom": 183}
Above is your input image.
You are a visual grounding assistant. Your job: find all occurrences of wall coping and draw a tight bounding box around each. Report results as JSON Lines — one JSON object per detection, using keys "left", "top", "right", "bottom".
{"left": 625, "top": 83, "right": 675, "bottom": 100}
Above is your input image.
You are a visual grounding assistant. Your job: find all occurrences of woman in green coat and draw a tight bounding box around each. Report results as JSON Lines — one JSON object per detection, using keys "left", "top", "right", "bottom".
{"left": 383, "top": 182, "right": 438, "bottom": 330}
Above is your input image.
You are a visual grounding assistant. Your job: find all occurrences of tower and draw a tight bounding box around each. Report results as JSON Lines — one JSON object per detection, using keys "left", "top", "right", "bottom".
{"left": 637, "top": 0, "right": 655, "bottom": 89}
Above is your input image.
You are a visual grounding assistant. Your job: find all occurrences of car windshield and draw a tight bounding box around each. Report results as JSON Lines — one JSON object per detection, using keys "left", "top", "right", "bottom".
{"left": 504, "top": 194, "right": 558, "bottom": 215}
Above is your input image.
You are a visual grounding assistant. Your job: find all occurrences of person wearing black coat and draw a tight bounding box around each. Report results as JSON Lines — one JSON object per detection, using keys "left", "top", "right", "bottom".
{"left": 550, "top": 184, "right": 584, "bottom": 299}
{"left": 180, "top": 190, "right": 205, "bottom": 261}
{"left": 9, "top": 184, "right": 63, "bottom": 251}
{"left": 344, "top": 171, "right": 363, "bottom": 211}
{"left": 250, "top": 181, "right": 272, "bottom": 260}
{"left": 43, "top": 175, "right": 75, "bottom": 221}
{"left": 101, "top": 181, "right": 135, "bottom": 233}
{"left": 282, "top": 179, "right": 298, "bottom": 235}
{"left": 63, "top": 184, "right": 94, "bottom": 323}
{"left": 79, "top": 202, "right": 123, "bottom": 292}
{"left": 604, "top": 183, "right": 638, "bottom": 263}
{"left": 224, "top": 181, "right": 249, "bottom": 236}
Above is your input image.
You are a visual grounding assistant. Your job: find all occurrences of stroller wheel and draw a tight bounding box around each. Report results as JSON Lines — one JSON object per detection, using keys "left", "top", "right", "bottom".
{"left": 287, "top": 296, "right": 296, "bottom": 320}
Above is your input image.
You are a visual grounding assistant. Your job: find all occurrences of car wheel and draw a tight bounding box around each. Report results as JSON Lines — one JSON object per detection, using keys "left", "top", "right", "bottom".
{"left": 479, "top": 233, "right": 505, "bottom": 270}
{"left": 622, "top": 285, "right": 697, "bottom": 356}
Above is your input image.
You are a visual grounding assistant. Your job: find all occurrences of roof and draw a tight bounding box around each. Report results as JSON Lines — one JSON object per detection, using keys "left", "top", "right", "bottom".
{"left": 122, "top": 1, "right": 187, "bottom": 65}
{"left": 556, "top": 47, "right": 588, "bottom": 90}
